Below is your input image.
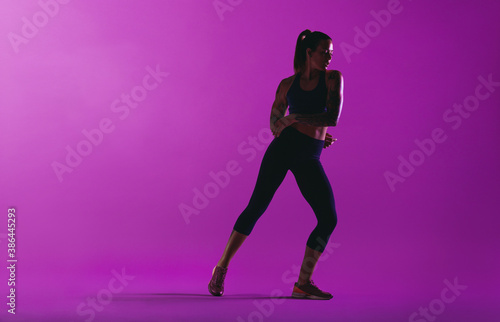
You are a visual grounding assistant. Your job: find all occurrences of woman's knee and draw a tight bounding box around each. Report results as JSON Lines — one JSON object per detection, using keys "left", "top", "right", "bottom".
{"left": 233, "top": 216, "right": 254, "bottom": 236}
{"left": 320, "top": 211, "right": 337, "bottom": 235}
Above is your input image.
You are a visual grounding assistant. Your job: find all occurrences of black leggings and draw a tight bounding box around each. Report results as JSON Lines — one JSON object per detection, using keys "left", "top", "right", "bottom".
{"left": 233, "top": 126, "right": 337, "bottom": 253}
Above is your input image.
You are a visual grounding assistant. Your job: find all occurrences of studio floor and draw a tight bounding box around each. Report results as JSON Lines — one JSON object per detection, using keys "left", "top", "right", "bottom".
{"left": 7, "top": 285, "right": 498, "bottom": 321}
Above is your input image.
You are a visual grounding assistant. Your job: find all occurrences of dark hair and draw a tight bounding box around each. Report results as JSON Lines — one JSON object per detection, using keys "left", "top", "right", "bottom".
{"left": 293, "top": 29, "right": 332, "bottom": 74}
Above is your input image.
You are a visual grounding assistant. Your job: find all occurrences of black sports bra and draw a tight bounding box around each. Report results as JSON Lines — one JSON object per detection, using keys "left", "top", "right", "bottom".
{"left": 286, "top": 71, "right": 327, "bottom": 114}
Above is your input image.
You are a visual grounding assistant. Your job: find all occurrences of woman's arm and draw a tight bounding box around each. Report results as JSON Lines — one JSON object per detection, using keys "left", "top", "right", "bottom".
{"left": 293, "top": 71, "right": 344, "bottom": 126}
{"left": 270, "top": 79, "right": 290, "bottom": 134}
{"left": 272, "top": 71, "right": 344, "bottom": 137}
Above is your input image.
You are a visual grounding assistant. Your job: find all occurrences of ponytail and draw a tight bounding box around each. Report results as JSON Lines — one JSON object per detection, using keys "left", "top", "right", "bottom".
{"left": 293, "top": 29, "right": 332, "bottom": 74}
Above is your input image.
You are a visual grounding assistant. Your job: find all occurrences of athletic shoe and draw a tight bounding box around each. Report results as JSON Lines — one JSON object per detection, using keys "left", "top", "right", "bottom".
{"left": 208, "top": 265, "right": 228, "bottom": 296}
{"left": 291, "top": 280, "right": 333, "bottom": 300}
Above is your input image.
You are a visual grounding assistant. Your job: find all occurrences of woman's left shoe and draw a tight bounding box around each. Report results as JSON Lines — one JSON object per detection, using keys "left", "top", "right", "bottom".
{"left": 208, "top": 265, "right": 228, "bottom": 296}
{"left": 291, "top": 280, "right": 333, "bottom": 300}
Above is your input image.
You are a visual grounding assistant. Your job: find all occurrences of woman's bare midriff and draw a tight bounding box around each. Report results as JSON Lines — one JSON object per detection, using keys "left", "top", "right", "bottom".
{"left": 291, "top": 123, "right": 328, "bottom": 141}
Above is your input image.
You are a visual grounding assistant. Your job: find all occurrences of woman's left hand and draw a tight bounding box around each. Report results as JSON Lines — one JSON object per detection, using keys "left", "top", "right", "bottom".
{"left": 324, "top": 133, "right": 337, "bottom": 149}
{"left": 272, "top": 114, "right": 297, "bottom": 137}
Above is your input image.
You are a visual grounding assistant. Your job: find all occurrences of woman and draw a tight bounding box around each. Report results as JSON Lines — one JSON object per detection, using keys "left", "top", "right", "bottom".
{"left": 209, "top": 29, "right": 344, "bottom": 300}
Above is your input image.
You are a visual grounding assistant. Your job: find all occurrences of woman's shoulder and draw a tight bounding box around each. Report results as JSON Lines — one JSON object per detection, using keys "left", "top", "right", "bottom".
{"left": 281, "top": 73, "right": 297, "bottom": 85}
{"left": 325, "top": 70, "right": 343, "bottom": 88}
{"left": 326, "top": 69, "right": 342, "bottom": 78}
{"left": 276, "top": 74, "right": 297, "bottom": 94}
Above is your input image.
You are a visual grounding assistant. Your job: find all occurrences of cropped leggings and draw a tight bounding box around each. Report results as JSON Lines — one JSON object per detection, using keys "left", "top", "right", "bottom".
{"left": 233, "top": 126, "right": 337, "bottom": 253}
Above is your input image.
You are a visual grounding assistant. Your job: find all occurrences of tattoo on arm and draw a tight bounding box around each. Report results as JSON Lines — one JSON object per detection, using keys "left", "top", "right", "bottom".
{"left": 294, "top": 72, "right": 343, "bottom": 127}
{"left": 270, "top": 82, "right": 288, "bottom": 125}
{"left": 275, "top": 82, "right": 281, "bottom": 95}
{"left": 270, "top": 103, "right": 286, "bottom": 125}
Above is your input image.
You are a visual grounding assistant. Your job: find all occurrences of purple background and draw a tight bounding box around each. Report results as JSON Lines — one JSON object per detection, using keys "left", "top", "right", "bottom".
{"left": 1, "top": 0, "right": 499, "bottom": 321}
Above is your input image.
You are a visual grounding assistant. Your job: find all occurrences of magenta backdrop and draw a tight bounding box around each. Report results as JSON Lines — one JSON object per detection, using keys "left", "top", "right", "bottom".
{"left": 1, "top": 0, "right": 499, "bottom": 321}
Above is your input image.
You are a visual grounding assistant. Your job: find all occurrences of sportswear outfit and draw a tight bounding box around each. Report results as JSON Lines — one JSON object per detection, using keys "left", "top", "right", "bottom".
{"left": 210, "top": 71, "right": 337, "bottom": 300}
{"left": 233, "top": 70, "right": 337, "bottom": 253}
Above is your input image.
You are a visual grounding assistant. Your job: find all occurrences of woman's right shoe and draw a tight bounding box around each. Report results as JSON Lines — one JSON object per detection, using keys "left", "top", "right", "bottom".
{"left": 208, "top": 265, "right": 228, "bottom": 296}
{"left": 291, "top": 280, "right": 333, "bottom": 300}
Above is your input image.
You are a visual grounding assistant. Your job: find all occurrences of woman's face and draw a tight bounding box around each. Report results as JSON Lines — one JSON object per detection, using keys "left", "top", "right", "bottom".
{"left": 308, "top": 39, "right": 333, "bottom": 71}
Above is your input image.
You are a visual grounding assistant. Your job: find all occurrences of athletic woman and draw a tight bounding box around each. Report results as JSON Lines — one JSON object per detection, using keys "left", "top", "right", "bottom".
{"left": 208, "top": 29, "right": 344, "bottom": 300}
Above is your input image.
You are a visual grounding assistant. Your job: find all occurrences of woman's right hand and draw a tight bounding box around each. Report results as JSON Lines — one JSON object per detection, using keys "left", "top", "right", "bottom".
{"left": 323, "top": 133, "right": 337, "bottom": 149}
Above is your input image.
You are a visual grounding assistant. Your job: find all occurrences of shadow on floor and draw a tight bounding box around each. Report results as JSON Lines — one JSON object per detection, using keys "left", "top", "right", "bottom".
{"left": 113, "top": 293, "right": 293, "bottom": 301}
